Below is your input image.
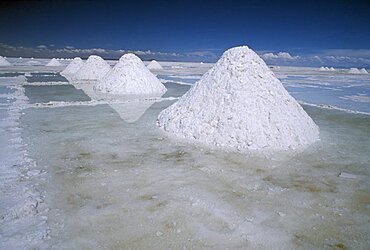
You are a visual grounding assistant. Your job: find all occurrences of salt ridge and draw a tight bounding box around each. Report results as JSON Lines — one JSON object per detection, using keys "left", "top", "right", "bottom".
{"left": 158, "top": 46, "right": 320, "bottom": 151}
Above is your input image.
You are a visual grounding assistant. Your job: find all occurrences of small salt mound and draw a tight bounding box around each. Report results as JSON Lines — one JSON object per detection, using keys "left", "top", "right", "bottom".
{"left": 46, "top": 58, "right": 61, "bottom": 66}
{"left": 95, "top": 53, "right": 166, "bottom": 95}
{"left": 319, "top": 66, "right": 335, "bottom": 72}
{"left": 147, "top": 60, "right": 163, "bottom": 70}
{"left": 60, "top": 57, "right": 84, "bottom": 79}
{"left": 359, "top": 68, "right": 368, "bottom": 74}
{"left": 0, "top": 56, "right": 11, "bottom": 66}
{"left": 348, "top": 68, "right": 362, "bottom": 74}
{"left": 157, "top": 46, "right": 319, "bottom": 151}
{"left": 73, "top": 55, "right": 111, "bottom": 81}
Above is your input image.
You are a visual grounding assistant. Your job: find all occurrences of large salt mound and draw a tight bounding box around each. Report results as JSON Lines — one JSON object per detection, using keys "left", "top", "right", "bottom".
{"left": 73, "top": 55, "right": 111, "bottom": 81}
{"left": 60, "top": 57, "right": 84, "bottom": 79}
{"left": 45, "top": 58, "right": 61, "bottom": 66}
{"left": 0, "top": 56, "right": 11, "bottom": 66}
{"left": 359, "top": 68, "right": 368, "bottom": 74}
{"left": 147, "top": 60, "right": 163, "bottom": 70}
{"left": 95, "top": 53, "right": 166, "bottom": 95}
{"left": 157, "top": 46, "right": 320, "bottom": 151}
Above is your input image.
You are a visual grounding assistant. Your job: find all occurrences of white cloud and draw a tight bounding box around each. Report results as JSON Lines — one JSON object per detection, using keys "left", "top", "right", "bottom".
{"left": 261, "top": 52, "right": 277, "bottom": 59}
{"left": 258, "top": 49, "right": 370, "bottom": 68}
{"left": 261, "top": 52, "right": 299, "bottom": 60}
{"left": 320, "top": 49, "right": 370, "bottom": 59}
{"left": 0, "top": 43, "right": 216, "bottom": 62}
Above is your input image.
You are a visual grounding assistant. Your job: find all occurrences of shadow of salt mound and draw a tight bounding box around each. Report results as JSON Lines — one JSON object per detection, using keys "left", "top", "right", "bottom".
{"left": 71, "top": 81, "right": 160, "bottom": 123}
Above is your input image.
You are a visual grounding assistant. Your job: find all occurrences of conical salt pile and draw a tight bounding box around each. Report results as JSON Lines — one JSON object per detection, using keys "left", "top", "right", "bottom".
{"left": 95, "top": 53, "right": 166, "bottom": 95}
{"left": 73, "top": 55, "right": 111, "bottom": 81}
{"left": 348, "top": 68, "right": 361, "bottom": 74}
{"left": 359, "top": 68, "right": 368, "bottom": 74}
{"left": 157, "top": 46, "right": 319, "bottom": 151}
{"left": 60, "top": 57, "right": 84, "bottom": 79}
{"left": 45, "top": 58, "right": 61, "bottom": 66}
{"left": 147, "top": 60, "right": 163, "bottom": 70}
{"left": 0, "top": 56, "right": 11, "bottom": 66}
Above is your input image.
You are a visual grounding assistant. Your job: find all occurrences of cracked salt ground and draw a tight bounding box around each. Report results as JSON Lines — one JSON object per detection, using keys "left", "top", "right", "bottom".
{"left": 0, "top": 62, "right": 369, "bottom": 249}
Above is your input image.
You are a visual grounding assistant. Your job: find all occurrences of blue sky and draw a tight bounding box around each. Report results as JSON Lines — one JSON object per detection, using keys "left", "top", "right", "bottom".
{"left": 0, "top": 0, "right": 369, "bottom": 66}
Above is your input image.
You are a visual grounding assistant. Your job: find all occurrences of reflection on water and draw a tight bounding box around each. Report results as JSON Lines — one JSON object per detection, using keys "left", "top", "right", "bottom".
{"left": 72, "top": 81, "right": 161, "bottom": 123}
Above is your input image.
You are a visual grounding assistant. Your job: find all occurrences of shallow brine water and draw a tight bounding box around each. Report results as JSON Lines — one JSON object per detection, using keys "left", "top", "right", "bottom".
{"left": 1, "top": 63, "right": 370, "bottom": 249}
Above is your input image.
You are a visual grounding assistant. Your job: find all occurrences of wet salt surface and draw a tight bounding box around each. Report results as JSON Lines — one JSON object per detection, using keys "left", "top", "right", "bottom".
{"left": 26, "top": 74, "right": 68, "bottom": 83}
{"left": 1, "top": 64, "right": 370, "bottom": 249}
{"left": 0, "top": 72, "right": 25, "bottom": 77}
{"left": 275, "top": 68, "right": 370, "bottom": 114}
{"left": 22, "top": 100, "right": 370, "bottom": 249}
{"left": 25, "top": 85, "right": 91, "bottom": 104}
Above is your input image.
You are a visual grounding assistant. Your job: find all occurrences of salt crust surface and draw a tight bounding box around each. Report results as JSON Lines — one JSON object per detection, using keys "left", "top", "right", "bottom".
{"left": 0, "top": 76, "right": 49, "bottom": 248}
{"left": 147, "top": 60, "right": 163, "bottom": 70}
{"left": 95, "top": 53, "right": 166, "bottom": 95}
{"left": 158, "top": 46, "right": 320, "bottom": 151}
{"left": 60, "top": 57, "right": 84, "bottom": 79}
{"left": 73, "top": 55, "right": 111, "bottom": 81}
{"left": 45, "top": 58, "right": 61, "bottom": 67}
{"left": 0, "top": 55, "right": 11, "bottom": 66}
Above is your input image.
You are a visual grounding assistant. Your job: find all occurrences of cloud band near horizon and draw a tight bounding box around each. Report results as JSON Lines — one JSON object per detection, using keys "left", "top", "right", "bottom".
{"left": 1, "top": 43, "right": 369, "bottom": 68}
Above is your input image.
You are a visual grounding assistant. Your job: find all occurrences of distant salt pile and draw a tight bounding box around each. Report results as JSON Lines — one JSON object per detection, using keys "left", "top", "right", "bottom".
{"left": 95, "top": 53, "right": 166, "bottom": 95}
{"left": 60, "top": 57, "right": 84, "bottom": 79}
{"left": 73, "top": 55, "right": 111, "bottom": 81}
{"left": 0, "top": 56, "right": 11, "bottom": 66}
{"left": 348, "top": 67, "right": 368, "bottom": 74}
{"left": 158, "top": 46, "right": 319, "bottom": 151}
{"left": 25, "top": 60, "right": 41, "bottom": 66}
{"left": 348, "top": 68, "right": 361, "bottom": 74}
{"left": 147, "top": 60, "right": 163, "bottom": 70}
{"left": 319, "top": 66, "right": 335, "bottom": 71}
{"left": 45, "top": 58, "right": 61, "bottom": 66}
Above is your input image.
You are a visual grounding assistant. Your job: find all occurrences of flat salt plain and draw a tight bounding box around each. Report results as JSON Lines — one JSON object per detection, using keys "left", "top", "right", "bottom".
{"left": 0, "top": 58, "right": 369, "bottom": 249}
